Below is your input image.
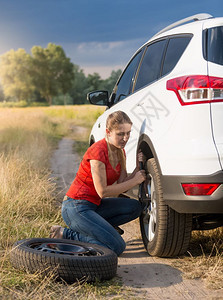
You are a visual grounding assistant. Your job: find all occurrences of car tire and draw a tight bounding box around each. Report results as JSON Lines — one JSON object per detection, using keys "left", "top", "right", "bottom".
{"left": 139, "top": 158, "right": 192, "bottom": 257}
{"left": 10, "top": 238, "right": 117, "bottom": 283}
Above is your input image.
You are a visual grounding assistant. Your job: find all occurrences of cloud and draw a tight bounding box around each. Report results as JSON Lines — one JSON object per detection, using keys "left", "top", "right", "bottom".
{"left": 63, "top": 38, "right": 146, "bottom": 78}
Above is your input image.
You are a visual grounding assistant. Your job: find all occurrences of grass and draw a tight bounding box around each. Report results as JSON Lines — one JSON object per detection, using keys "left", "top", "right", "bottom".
{"left": 171, "top": 228, "right": 223, "bottom": 290}
{"left": 0, "top": 100, "right": 50, "bottom": 108}
{"left": 0, "top": 108, "right": 64, "bottom": 246}
{"left": 0, "top": 105, "right": 222, "bottom": 297}
{"left": 0, "top": 105, "right": 127, "bottom": 299}
{"left": 44, "top": 105, "right": 104, "bottom": 128}
{"left": 71, "top": 126, "right": 92, "bottom": 156}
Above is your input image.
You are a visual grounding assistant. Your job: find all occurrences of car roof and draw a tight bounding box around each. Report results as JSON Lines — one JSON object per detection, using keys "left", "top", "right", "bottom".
{"left": 122, "top": 14, "right": 222, "bottom": 76}
{"left": 140, "top": 14, "right": 221, "bottom": 49}
{"left": 146, "top": 13, "right": 214, "bottom": 44}
{"left": 154, "top": 13, "right": 213, "bottom": 37}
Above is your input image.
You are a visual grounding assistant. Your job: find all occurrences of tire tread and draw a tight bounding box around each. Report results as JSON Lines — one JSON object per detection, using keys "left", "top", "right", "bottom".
{"left": 140, "top": 158, "right": 192, "bottom": 257}
{"left": 10, "top": 238, "right": 117, "bottom": 283}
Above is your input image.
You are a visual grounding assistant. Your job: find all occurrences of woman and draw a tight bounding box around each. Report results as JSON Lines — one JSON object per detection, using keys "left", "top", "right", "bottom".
{"left": 50, "top": 111, "right": 146, "bottom": 256}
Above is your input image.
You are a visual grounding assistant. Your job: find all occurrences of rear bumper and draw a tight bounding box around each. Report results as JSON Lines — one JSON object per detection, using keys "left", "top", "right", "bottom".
{"left": 162, "top": 171, "right": 223, "bottom": 213}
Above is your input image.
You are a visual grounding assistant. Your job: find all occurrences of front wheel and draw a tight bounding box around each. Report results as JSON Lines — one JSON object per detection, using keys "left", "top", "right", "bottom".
{"left": 139, "top": 158, "right": 192, "bottom": 257}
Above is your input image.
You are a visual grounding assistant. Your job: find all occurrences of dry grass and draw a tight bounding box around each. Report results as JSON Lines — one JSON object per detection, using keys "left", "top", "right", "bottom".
{"left": 0, "top": 107, "right": 65, "bottom": 298}
{"left": 171, "top": 228, "right": 223, "bottom": 290}
{"left": 0, "top": 105, "right": 222, "bottom": 297}
{"left": 0, "top": 109, "right": 62, "bottom": 246}
{"left": 0, "top": 106, "right": 126, "bottom": 299}
{"left": 44, "top": 105, "right": 105, "bottom": 128}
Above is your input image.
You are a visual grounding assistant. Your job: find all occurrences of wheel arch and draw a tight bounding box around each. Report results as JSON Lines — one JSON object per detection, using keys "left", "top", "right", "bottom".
{"left": 89, "top": 135, "right": 95, "bottom": 146}
{"left": 137, "top": 133, "right": 162, "bottom": 175}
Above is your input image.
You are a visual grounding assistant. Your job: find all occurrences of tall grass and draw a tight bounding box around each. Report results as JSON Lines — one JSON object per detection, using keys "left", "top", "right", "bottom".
{"left": 0, "top": 106, "right": 127, "bottom": 299}
{"left": 0, "top": 108, "right": 61, "bottom": 296}
{"left": 172, "top": 228, "right": 223, "bottom": 290}
{"left": 0, "top": 108, "right": 66, "bottom": 246}
{"left": 44, "top": 105, "right": 105, "bottom": 127}
{"left": 0, "top": 101, "right": 50, "bottom": 108}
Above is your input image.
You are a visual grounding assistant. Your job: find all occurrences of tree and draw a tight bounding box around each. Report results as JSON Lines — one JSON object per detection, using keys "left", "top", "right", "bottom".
{"left": 0, "top": 83, "right": 5, "bottom": 101}
{"left": 31, "top": 43, "right": 74, "bottom": 105}
{"left": 0, "top": 43, "right": 123, "bottom": 105}
{"left": 102, "top": 69, "right": 122, "bottom": 94}
{"left": 70, "top": 64, "right": 88, "bottom": 104}
{"left": 0, "top": 49, "right": 35, "bottom": 101}
{"left": 86, "top": 72, "right": 103, "bottom": 92}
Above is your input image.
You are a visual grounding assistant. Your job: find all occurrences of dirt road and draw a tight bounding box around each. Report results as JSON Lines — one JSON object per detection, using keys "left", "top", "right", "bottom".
{"left": 50, "top": 136, "right": 222, "bottom": 299}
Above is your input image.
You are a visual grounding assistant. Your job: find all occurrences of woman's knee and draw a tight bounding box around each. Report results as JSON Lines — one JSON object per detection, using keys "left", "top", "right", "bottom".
{"left": 129, "top": 198, "right": 143, "bottom": 218}
{"left": 102, "top": 229, "right": 126, "bottom": 256}
{"left": 113, "top": 238, "right": 126, "bottom": 256}
{"left": 136, "top": 200, "right": 143, "bottom": 216}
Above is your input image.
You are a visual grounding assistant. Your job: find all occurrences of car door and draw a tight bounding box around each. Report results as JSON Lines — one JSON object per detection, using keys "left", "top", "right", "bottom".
{"left": 110, "top": 40, "right": 168, "bottom": 173}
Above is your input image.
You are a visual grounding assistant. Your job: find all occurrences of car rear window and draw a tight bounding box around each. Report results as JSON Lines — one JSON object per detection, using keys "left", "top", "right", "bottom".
{"left": 161, "top": 36, "right": 192, "bottom": 76}
{"left": 206, "top": 26, "right": 223, "bottom": 66}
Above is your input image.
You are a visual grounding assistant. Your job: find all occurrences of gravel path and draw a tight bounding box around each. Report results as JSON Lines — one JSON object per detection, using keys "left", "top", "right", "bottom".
{"left": 50, "top": 137, "right": 80, "bottom": 202}
{"left": 50, "top": 135, "right": 222, "bottom": 299}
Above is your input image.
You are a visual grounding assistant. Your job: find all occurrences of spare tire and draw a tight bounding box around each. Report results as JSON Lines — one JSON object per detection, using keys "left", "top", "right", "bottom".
{"left": 10, "top": 238, "right": 117, "bottom": 283}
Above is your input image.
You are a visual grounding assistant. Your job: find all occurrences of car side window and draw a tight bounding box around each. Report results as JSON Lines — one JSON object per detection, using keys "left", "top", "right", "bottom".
{"left": 134, "top": 40, "right": 167, "bottom": 91}
{"left": 113, "top": 50, "right": 143, "bottom": 104}
{"left": 161, "top": 36, "right": 192, "bottom": 76}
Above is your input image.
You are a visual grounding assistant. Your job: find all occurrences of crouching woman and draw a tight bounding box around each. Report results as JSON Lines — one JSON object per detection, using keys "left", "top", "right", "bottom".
{"left": 50, "top": 111, "right": 146, "bottom": 256}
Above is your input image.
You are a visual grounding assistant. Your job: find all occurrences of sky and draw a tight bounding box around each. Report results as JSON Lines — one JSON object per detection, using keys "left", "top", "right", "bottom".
{"left": 0, "top": 0, "right": 222, "bottom": 78}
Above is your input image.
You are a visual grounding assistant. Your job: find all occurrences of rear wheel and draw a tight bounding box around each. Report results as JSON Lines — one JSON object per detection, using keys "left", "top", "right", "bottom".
{"left": 139, "top": 158, "right": 192, "bottom": 257}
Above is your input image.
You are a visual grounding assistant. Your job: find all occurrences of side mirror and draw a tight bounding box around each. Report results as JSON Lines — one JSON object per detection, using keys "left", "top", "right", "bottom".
{"left": 87, "top": 90, "right": 109, "bottom": 106}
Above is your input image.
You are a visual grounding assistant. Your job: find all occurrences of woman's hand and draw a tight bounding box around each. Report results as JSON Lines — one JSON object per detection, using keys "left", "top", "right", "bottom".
{"left": 133, "top": 170, "right": 146, "bottom": 185}
{"left": 90, "top": 159, "right": 146, "bottom": 198}
{"left": 136, "top": 150, "right": 145, "bottom": 170}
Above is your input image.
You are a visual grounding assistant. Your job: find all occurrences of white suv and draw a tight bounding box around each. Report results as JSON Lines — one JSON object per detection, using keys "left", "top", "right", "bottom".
{"left": 87, "top": 14, "right": 223, "bottom": 257}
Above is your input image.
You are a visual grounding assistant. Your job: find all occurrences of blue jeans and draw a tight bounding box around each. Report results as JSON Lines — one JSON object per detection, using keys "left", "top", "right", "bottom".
{"left": 61, "top": 197, "right": 142, "bottom": 256}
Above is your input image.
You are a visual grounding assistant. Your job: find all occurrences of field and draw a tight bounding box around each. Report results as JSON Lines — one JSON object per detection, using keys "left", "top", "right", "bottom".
{"left": 0, "top": 105, "right": 123, "bottom": 299}
{"left": 0, "top": 105, "right": 222, "bottom": 298}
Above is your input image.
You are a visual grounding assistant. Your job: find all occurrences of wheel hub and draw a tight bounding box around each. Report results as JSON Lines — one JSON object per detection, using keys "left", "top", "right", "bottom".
{"left": 32, "top": 242, "right": 101, "bottom": 256}
{"left": 143, "top": 176, "right": 157, "bottom": 242}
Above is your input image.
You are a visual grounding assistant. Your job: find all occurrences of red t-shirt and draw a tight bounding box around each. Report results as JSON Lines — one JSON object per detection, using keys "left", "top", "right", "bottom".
{"left": 66, "top": 138, "right": 122, "bottom": 205}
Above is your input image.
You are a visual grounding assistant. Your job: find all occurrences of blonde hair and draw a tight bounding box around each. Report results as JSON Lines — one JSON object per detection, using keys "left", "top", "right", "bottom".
{"left": 106, "top": 111, "right": 132, "bottom": 131}
{"left": 106, "top": 111, "right": 132, "bottom": 169}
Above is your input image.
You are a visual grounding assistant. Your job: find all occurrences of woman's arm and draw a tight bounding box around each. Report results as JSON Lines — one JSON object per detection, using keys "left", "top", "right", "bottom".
{"left": 117, "top": 151, "right": 144, "bottom": 183}
{"left": 90, "top": 160, "right": 145, "bottom": 199}
{"left": 117, "top": 166, "right": 138, "bottom": 183}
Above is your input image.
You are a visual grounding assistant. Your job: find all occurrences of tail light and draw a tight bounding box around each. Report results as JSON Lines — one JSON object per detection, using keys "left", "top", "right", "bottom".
{"left": 182, "top": 183, "right": 220, "bottom": 196}
{"left": 167, "top": 75, "right": 223, "bottom": 105}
